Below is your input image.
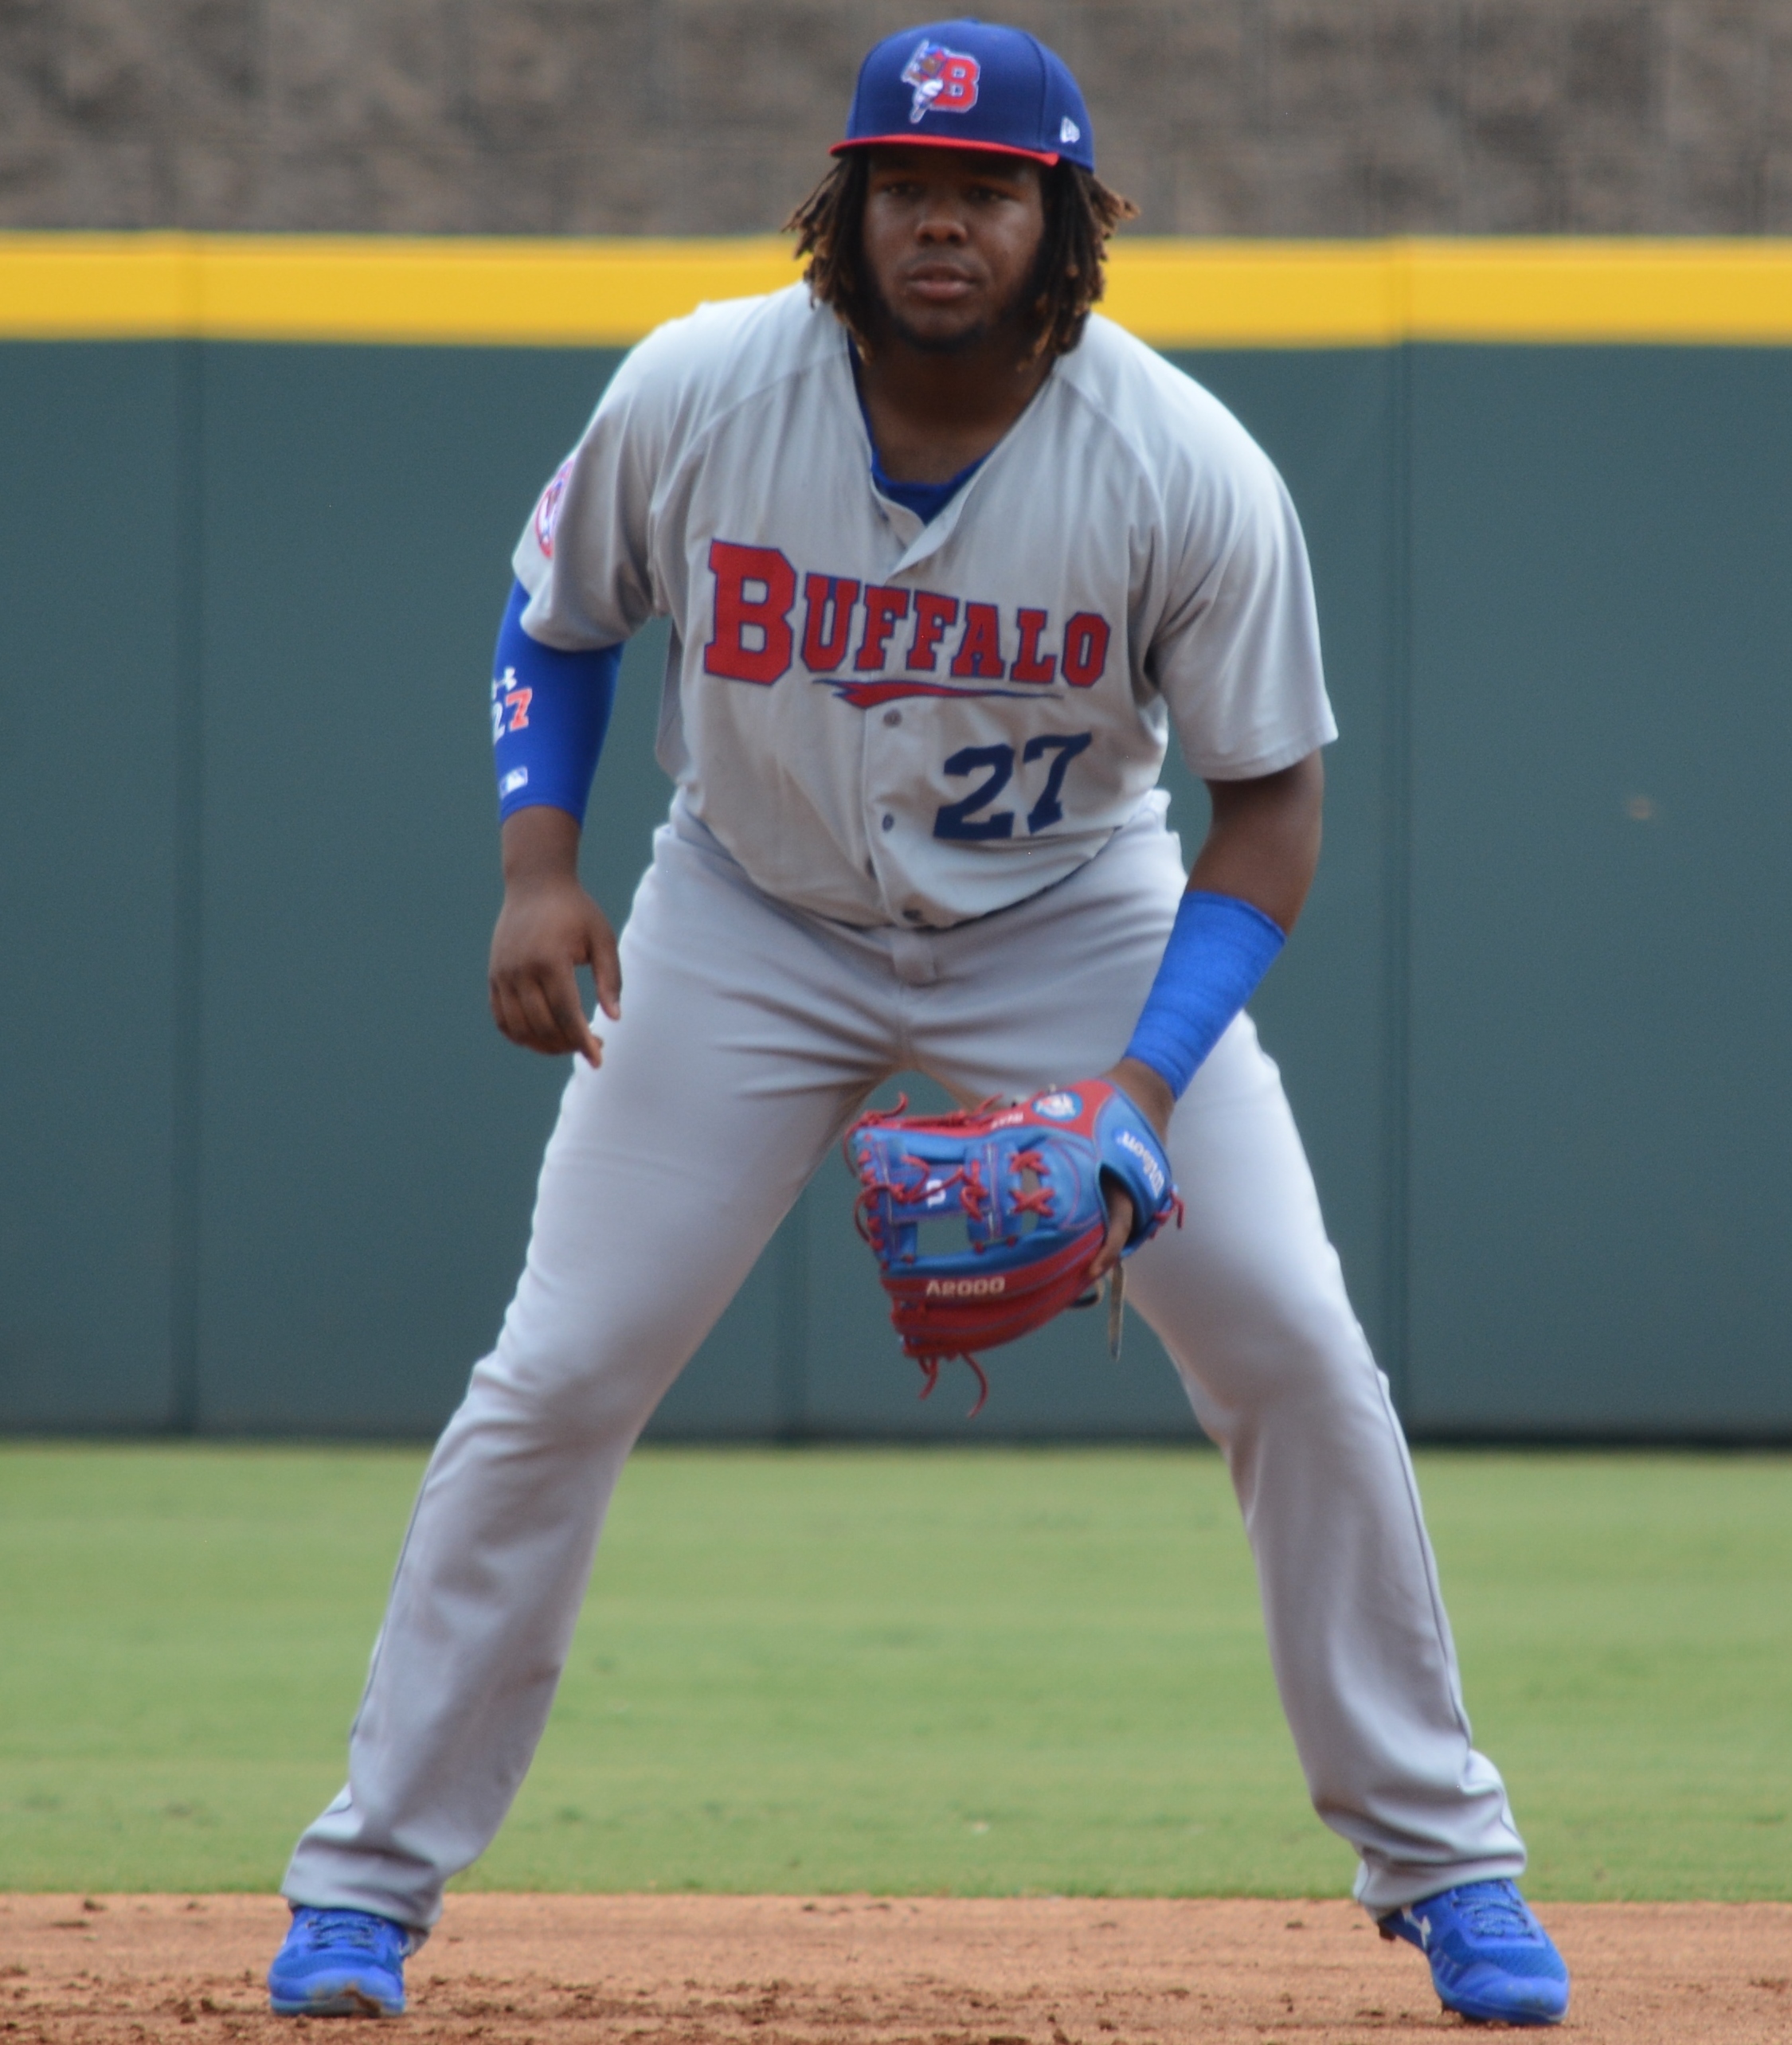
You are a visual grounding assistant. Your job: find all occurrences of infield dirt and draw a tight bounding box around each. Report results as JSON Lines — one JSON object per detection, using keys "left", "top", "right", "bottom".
{"left": 2, "top": 1894, "right": 1787, "bottom": 2045}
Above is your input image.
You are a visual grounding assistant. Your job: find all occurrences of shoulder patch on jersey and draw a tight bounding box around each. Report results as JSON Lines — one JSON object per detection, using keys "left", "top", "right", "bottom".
{"left": 533, "top": 459, "right": 573, "bottom": 558}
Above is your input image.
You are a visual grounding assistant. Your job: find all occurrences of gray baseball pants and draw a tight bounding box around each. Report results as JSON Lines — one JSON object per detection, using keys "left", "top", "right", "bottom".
{"left": 283, "top": 794, "right": 1525, "bottom": 1929}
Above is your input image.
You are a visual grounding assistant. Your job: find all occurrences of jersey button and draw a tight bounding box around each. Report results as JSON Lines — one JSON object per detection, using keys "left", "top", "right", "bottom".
{"left": 881, "top": 813, "right": 895, "bottom": 831}
{"left": 882, "top": 709, "right": 902, "bottom": 726}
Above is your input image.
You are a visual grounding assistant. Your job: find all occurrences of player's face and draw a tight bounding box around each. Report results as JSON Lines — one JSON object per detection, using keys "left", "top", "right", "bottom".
{"left": 859, "top": 147, "right": 1048, "bottom": 355}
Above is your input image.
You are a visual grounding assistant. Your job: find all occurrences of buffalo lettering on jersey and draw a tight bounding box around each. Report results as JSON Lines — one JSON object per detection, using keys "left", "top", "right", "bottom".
{"left": 702, "top": 541, "right": 1111, "bottom": 705}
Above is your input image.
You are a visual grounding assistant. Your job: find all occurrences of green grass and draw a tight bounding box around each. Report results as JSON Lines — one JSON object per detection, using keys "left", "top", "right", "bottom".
{"left": 0, "top": 1443, "right": 1786, "bottom": 1899}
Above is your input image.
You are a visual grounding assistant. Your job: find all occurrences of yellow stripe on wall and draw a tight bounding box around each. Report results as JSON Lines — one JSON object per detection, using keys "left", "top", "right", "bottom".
{"left": 4, "top": 233, "right": 1792, "bottom": 347}
{"left": 0, "top": 233, "right": 800, "bottom": 345}
{"left": 1402, "top": 238, "right": 1792, "bottom": 344}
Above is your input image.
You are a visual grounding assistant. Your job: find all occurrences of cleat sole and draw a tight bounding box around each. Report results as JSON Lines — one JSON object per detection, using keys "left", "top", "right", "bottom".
{"left": 269, "top": 1986, "right": 401, "bottom": 2019}
{"left": 1442, "top": 1995, "right": 1567, "bottom": 2027}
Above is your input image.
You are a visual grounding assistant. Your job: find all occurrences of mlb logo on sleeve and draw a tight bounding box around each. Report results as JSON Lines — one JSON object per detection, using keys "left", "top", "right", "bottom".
{"left": 534, "top": 459, "right": 573, "bottom": 559}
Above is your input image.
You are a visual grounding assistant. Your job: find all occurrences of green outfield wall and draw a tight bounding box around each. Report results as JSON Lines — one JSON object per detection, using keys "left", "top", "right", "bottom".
{"left": 3, "top": 239, "right": 1790, "bottom": 1441}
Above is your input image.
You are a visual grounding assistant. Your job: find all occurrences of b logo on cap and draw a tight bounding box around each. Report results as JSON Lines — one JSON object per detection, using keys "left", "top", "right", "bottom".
{"left": 902, "top": 39, "right": 980, "bottom": 122}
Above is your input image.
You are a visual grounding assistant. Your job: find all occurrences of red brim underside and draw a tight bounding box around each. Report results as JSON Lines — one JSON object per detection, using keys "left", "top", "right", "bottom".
{"left": 831, "top": 135, "right": 1062, "bottom": 166}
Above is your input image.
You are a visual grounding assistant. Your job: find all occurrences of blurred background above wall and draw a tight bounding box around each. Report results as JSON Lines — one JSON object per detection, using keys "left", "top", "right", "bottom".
{"left": 4, "top": 0, "right": 1792, "bottom": 238}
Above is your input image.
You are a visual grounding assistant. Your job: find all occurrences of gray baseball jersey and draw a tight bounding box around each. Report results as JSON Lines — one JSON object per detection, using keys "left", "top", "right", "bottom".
{"left": 513, "top": 283, "right": 1334, "bottom": 929}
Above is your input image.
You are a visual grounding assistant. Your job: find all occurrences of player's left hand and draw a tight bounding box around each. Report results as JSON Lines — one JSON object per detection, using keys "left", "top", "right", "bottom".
{"left": 1087, "top": 1057, "right": 1176, "bottom": 1282}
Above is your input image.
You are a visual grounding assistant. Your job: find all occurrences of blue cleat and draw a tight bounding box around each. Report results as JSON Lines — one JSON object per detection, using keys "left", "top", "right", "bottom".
{"left": 1379, "top": 1879, "right": 1570, "bottom": 2026}
{"left": 268, "top": 1906, "right": 419, "bottom": 2017}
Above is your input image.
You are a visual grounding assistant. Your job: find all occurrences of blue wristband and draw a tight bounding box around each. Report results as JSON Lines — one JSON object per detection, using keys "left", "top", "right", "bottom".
{"left": 490, "top": 580, "right": 621, "bottom": 825}
{"left": 1122, "top": 890, "right": 1287, "bottom": 1101}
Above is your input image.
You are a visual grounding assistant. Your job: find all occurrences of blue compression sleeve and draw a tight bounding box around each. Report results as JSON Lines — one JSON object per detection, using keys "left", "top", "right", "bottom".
{"left": 1122, "top": 890, "right": 1287, "bottom": 1101}
{"left": 490, "top": 580, "right": 620, "bottom": 825}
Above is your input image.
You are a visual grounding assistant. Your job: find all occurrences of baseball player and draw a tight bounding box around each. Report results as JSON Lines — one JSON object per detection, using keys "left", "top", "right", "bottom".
{"left": 267, "top": 20, "right": 1569, "bottom": 2027}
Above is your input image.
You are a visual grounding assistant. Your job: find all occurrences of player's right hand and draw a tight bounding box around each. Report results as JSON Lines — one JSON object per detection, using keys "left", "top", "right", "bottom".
{"left": 488, "top": 808, "right": 620, "bottom": 1066}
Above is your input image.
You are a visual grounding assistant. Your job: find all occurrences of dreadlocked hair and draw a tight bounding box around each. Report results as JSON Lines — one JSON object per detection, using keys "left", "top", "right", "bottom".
{"left": 784, "top": 153, "right": 1139, "bottom": 362}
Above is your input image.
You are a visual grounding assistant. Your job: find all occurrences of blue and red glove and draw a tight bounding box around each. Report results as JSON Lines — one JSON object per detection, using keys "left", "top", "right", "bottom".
{"left": 847, "top": 1078, "right": 1180, "bottom": 1414}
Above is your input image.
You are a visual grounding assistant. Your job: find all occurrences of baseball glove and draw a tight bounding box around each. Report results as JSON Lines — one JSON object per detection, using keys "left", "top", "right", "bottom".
{"left": 846, "top": 1079, "right": 1181, "bottom": 1414}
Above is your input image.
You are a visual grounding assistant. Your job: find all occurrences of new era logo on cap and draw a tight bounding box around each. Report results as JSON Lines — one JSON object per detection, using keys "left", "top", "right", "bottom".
{"left": 835, "top": 18, "right": 1096, "bottom": 173}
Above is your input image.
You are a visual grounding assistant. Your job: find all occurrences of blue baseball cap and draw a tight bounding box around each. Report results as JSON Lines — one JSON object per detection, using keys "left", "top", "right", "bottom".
{"left": 833, "top": 19, "right": 1095, "bottom": 174}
